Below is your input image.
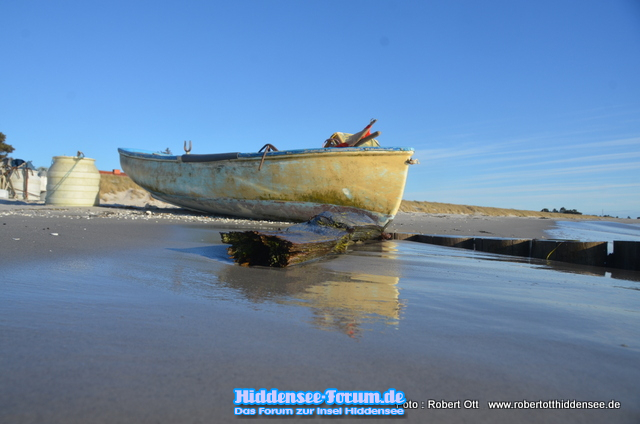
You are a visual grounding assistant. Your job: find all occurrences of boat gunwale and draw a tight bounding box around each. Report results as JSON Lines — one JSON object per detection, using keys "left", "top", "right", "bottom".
{"left": 118, "top": 147, "right": 415, "bottom": 163}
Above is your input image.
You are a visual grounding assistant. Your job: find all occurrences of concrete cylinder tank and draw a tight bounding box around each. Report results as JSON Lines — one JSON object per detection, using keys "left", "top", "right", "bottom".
{"left": 45, "top": 155, "right": 100, "bottom": 206}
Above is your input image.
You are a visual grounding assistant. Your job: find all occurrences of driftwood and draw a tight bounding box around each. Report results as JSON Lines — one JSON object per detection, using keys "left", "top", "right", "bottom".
{"left": 220, "top": 211, "right": 386, "bottom": 267}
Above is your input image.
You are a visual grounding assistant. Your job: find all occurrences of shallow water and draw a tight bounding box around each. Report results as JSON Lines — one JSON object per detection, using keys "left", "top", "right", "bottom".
{"left": 546, "top": 220, "right": 640, "bottom": 256}
{"left": 548, "top": 220, "right": 640, "bottom": 242}
{"left": 2, "top": 224, "right": 639, "bottom": 423}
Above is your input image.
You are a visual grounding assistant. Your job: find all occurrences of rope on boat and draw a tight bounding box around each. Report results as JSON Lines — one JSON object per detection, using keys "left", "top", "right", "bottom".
{"left": 258, "top": 144, "right": 279, "bottom": 171}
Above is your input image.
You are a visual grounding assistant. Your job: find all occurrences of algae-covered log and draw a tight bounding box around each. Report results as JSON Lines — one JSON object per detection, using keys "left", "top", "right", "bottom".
{"left": 220, "top": 211, "right": 386, "bottom": 267}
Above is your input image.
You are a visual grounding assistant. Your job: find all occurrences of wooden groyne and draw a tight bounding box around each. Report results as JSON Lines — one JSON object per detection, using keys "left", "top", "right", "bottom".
{"left": 392, "top": 233, "right": 639, "bottom": 271}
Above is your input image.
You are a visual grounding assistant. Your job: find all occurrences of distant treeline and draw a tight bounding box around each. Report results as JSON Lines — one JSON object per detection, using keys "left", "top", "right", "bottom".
{"left": 540, "top": 207, "right": 582, "bottom": 215}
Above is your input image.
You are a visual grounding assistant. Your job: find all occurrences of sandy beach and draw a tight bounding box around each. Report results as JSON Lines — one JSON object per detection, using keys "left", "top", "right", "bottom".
{"left": 1, "top": 200, "right": 639, "bottom": 423}
{"left": 388, "top": 212, "right": 559, "bottom": 239}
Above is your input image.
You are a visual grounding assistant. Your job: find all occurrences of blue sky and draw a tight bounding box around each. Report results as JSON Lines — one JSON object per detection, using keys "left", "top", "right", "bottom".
{"left": 2, "top": 0, "right": 639, "bottom": 217}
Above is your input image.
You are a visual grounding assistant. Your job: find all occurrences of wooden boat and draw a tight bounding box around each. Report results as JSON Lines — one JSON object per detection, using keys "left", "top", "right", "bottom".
{"left": 118, "top": 146, "right": 416, "bottom": 227}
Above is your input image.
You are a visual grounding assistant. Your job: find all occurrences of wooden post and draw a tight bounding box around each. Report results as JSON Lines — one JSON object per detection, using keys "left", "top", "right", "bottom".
{"left": 474, "top": 238, "right": 531, "bottom": 257}
{"left": 411, "top": 235, "right": 475, "bottom": 249}
{"left": 611, "top": 241, "right": 640, "bottom": 271}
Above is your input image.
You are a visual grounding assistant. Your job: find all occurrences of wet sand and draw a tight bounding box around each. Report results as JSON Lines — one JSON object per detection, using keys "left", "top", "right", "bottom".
{"left": 1, "top": 203, "right": 639, "bottom": 423}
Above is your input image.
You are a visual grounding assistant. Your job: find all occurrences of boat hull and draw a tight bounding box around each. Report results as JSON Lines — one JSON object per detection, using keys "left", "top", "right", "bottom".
{"left": 118, "top": 147, "right": 415, "bottom": 227}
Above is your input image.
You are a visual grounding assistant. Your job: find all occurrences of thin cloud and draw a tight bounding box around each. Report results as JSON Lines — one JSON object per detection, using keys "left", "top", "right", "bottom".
{"left": 457, "top": 162, "right": 640, "bottom": 184}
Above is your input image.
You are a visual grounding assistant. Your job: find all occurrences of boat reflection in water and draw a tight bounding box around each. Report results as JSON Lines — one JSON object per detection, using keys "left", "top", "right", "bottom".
{"left": 279, "top": 273, "right": 401, "bottom": 338}
{"left": 148, "top": 224, "right": 407, "bottom": 338}
{"left": 211, "top": 261, "right": 402, "bottom": 338}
